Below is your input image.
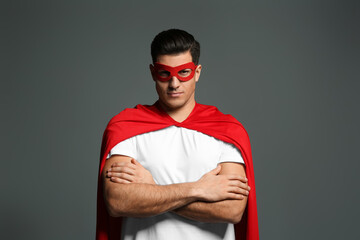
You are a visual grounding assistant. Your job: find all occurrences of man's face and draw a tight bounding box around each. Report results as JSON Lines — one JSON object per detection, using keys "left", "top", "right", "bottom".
{"left": 150, "top": 51, "right": 202, "bottom": 112}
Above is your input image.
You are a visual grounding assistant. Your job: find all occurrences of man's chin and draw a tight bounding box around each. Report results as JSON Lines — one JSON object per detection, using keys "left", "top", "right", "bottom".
{"left": 159, "top": 99, "right": 186, "bottom": 111}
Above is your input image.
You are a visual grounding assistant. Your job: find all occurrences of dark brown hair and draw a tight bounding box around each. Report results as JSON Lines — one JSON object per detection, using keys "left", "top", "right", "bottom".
{"left": 151, "top": 29, "right": 200, "bottom": 64}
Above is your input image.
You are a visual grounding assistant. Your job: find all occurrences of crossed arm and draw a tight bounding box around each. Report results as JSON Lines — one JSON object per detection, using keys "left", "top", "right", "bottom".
{"left": 102, "top": 155, "right": 249, "bottom": 224}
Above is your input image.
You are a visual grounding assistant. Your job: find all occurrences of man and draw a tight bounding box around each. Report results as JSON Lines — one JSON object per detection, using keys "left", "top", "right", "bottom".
{"left": 96, "top": 29, "right": 259, "bottom": 240}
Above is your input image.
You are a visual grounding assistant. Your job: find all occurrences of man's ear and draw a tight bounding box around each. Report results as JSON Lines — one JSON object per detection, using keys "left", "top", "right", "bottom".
{"left": 195, "top": 64, "right": 202, "bottom": 82}
{"left": 149, "top": 64, "right": 156, "bottom": 81}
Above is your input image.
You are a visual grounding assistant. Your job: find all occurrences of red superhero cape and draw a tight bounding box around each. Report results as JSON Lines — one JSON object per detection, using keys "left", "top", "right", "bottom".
{"left": 96, "top": 102, "right": 259, "bottom": 240}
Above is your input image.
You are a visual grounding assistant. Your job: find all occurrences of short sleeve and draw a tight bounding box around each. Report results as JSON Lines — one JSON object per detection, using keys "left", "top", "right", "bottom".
{"left": 106, "top": 136, "right": 137, "bottom": 159}
{"left": 219, "top": 141, "right": 245, "bottom": 165}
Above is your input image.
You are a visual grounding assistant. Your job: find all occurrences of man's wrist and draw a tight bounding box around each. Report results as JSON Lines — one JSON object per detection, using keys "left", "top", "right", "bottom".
{"left": 186, "top": 181, "right": 203, "bottom": 201}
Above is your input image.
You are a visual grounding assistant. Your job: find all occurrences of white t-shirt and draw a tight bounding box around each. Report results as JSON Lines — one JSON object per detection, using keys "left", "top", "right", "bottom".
{"left": 108, "top": 126, "right": 244, "bottom": 240}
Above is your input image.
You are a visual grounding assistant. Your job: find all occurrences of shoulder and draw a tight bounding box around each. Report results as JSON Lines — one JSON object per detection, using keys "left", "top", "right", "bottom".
{"left": 196, "top": 102, "right": 243, "bottom": 124}
{"left": 195, "top": 102, "right": 249, "bottom": 137}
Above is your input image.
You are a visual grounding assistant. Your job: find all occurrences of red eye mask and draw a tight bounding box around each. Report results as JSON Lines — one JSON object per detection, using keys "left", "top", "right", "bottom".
{"left": 152, "top": 62, "right": 197, "bottom": 82}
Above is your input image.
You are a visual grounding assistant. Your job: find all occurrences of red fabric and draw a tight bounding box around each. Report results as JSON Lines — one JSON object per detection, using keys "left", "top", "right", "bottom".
{"left": 96, "top": 102, "right": 259, "bottom": 240}
{"left": 153, "top": 62, "right": 197, "bottom": 81}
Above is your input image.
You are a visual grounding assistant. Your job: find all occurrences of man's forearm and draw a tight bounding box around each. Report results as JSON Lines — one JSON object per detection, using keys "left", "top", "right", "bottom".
{"left": 173, "top": 199, "right": 247, "bottom": 224}
{"left": 105, "top": 181, "right": 198, "bottom": 218}
{"left": 172, "top": 162, "right": 248, "bottom": 224}
{"left": 104, "top": 157, "right": 246, "bottom": 219}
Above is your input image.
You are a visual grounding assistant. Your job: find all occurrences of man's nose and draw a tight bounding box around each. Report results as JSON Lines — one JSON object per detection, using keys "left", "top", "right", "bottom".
{"left": 168, "top": 76, "right": 181, "bottom": 89}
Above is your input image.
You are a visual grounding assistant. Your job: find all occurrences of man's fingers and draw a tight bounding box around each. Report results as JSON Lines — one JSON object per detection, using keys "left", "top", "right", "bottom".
{"left": 108, "top": 172, "right": 134, "bottom": 182}
{"left": 226, "top": 174, "right": 248, "bottom": 182}
{"left": 110, "top": 177, "right": 131, "bottom": 184}
{"left": 108, "top": 167, "right": 135, "bottom": 176}
{"left": 229, "top": 180, "right": 251, "bottom": 191}
{"left": 228, "top": 186, "right": 249, "bottom": 196}
{"left": 110, "top": 161, "right": 136, "bottom": 170}
{"left": 226, "top": 192, "right": 245, "bottom": 200}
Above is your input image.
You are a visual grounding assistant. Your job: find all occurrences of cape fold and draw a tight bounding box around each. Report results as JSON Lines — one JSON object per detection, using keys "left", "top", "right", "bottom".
{"left": 96, "top": 102, "right": 259, "bottom": 240}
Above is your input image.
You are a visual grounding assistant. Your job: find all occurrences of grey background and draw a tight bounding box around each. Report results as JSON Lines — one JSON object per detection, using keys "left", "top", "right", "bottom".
{"left": 2, "top": 0, "right": 359, "bottom": 239}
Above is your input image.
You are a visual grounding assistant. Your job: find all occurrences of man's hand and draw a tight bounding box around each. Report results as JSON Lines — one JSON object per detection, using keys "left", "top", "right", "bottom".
{"left": 193, "top": 165, "right": 249, "bottom": 202}
{"left": 106, "top": 158, "right": 156, "bottom": 184}
{"left": 173, "top": 162, "right": 250, "bottom": 223}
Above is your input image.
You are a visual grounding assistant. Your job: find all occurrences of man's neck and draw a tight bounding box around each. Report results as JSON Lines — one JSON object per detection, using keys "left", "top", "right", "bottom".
{"left": 158, "top": 100, "right": 196, "bottom": 123}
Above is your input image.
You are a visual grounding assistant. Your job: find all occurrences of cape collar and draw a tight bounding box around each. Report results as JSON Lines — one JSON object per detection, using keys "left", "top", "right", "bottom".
{"left": 154, "top": 100, "right": 200, "bottom": 127}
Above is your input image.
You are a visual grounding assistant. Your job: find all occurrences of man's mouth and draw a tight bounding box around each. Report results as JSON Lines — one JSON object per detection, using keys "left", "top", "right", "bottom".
{"left": 167, "top": 92, "right": 183, "bottom": 97}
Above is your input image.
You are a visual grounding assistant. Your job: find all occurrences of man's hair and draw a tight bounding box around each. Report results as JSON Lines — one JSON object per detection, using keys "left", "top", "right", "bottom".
{"left": 151, "top": 29, "right": 200, "bottom": 65}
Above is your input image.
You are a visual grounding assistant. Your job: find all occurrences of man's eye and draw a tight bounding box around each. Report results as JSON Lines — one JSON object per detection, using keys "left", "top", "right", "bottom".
{"left": 178, "top": 69, "right": 191, "bottom": 77}
{"left": 158, "top": 71, "right": 170, "bottom": 77}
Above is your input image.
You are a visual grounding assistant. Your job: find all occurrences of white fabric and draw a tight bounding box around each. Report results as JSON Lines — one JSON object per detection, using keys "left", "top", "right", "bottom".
{"left": 108, "top": 126, "right": 244, "bottom": 240}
